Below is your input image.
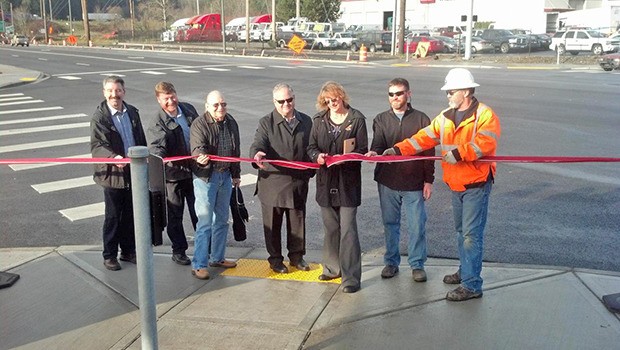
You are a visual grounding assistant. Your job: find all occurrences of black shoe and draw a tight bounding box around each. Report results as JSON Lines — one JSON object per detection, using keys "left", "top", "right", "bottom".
{"left": 172, "top": 253, "right": 191, "bottom": 265}
{"left": 293, "top": 259, "right": 311, "bottom": 271}
{"left": 103, "top": 258, "right": 121, "bottom": 271}
{"left": 318, "top": 274, "right": 339, "bottom": 281}
{"left": 381, "top": 265, "right": 399, "bottom": 278}
{"left": 271, "top": 262, "right": 289, "bottom": 274}
{"left": 119, "top": 253, "right": 136, "bottom": 264}
{"left": 343, "top": 285, "right": 360, "bottom": 293}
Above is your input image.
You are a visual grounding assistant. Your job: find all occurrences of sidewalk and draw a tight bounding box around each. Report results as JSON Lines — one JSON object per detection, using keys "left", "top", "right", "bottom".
{"left": 0, "top": 64, "right": 46, "bottom": 89}
{"left": 1, "top": 245, "right": 619, "bottom": 350}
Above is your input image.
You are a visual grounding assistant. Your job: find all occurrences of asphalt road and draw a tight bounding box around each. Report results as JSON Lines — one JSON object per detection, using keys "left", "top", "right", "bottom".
{"left": 1, "top": 45, "right": 619, "bottom": 272}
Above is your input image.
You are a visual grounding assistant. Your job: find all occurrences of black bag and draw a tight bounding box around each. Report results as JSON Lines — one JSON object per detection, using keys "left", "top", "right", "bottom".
{"left": 230, "top": 186, "right": 249, "bottom": 241}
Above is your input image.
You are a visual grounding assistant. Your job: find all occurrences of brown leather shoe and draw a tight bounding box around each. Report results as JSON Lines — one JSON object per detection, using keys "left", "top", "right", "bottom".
{"left": 293, "top": 259, "right": 311, "bottom": 271}
{"left": 191, "top": 268, "right": 209, "bottom": 280}
{"left": 119, "top": 253, "right": 136, "bottom": 264}
{"left": 443, "top": 271, "right": 461, "bottom": 284}
{"left": 103, "top": 258, "right": 121, "bottom": 271}
{"left": 209, "top": 260, "right": 237, "bottom": 268}
{"left": 446, "top": 286, "right": 482, "bottom": 301}
{"left": 412, "top": 269, "right": 427, "bottom": 282}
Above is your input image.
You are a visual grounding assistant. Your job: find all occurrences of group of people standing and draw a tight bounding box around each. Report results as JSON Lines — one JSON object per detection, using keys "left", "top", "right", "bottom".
{"left": 90, "top": 67, "right": 500, "bottom": 301}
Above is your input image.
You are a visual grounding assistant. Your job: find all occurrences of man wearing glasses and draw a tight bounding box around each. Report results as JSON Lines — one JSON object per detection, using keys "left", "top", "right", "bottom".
{"left": 384, "top": 68, "right": 501, "bottom": 301}
{"left": 189, "top": 90, "right": 241, "bottom": 280}
{"left": 250, "top": 83, "right": 315, "bottom": 274}
{"left": 365, "top": 77, "right": 435, "bottom": 283}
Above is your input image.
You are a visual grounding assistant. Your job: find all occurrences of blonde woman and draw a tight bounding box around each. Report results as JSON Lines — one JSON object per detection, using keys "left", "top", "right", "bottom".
{"left": 307, "top": 81, "right": 368, "bottom": 293}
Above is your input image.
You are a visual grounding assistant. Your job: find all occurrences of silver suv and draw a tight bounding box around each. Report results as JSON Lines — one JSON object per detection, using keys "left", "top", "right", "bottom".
{"left": 11, "top": 35, "right": 29, "bottom": 47}
{"left": 551, "top": 29, "right": 619, "bottom": 55}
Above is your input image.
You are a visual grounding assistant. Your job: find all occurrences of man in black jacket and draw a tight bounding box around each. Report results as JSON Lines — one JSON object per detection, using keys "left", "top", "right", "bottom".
{"left": 91, "top": 76, "right": 147, "bottom": 271}
{"left": 147, "top": 82, "right": 199, "bottom": 265}
{"left": 365, "top": 78, "right": 435, "bottom": 282}
{"left": 250, "top": 83, "right": 315, "bottom": 274}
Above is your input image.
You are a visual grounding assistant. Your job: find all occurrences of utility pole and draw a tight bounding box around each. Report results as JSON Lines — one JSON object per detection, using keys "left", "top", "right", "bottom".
{"left": 390, "top": 0, "right": 396, "bottom": 55}
{"left": 196, "top": 0, "right": 199, "bottom": 15}
{"left": 81, "top": 0, "right": 90, "bottom": 43}
{"left": 296, "top": 0, "right": 300, "bottom": 18}
{"left": 463, "top": 0, "right": 474, "bottom": 60}
{"left": 68, "top": 0, "right": 73, "bottom": 33}
{"left": 245, "top": 0, "right": 249, "bottom": 47}
{"left": 398, "top": 0, "right": 405, "bottom": 54}
{"left": 271, "top": 0, "right": 275, "bottom": 43}
{"left": 42, "top": 0, "right": 49, "bottom": 42}
{"left": 129, "top": 0, "right": 135, "bottom": 39}
{"left": 49, "top": 0, "right": 53, "bottom": 22}
{"left": 220, "top": 0, "right": 225, "bottom": 52}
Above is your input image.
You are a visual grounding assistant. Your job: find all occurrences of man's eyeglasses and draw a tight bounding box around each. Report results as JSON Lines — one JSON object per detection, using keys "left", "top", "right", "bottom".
{"left": 275, "top": 97, "right": 294, "bottom": 105}
{"left": 446, "top": 90, "right": 460, "bottom": 96}
{"left": 211, "top": 102, "right": 227, "bottom": 108}
{"left": 388, "top": 90, "right": 407, "bottom": 97}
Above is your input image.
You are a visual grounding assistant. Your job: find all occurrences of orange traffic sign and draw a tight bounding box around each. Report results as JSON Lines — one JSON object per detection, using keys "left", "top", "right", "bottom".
{"left": 415, "top": 42, "right": 430, "bottom": 58}
{"left": 287, "top": 34, "right": 306, "bottom": 54}
{"left": 67, "top": 35, "right": 77, "bottom": 45}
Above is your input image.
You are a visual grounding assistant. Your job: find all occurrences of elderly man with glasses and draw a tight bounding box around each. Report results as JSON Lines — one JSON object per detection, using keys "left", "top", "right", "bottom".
{"left": 365, "top": 77, "right": 435, "bottom": 283}
{"left": 189, "top": 90, "right": 241, "bottom": 280}
{"left": 250, "top": 83, "right": 315, "bottom": 274}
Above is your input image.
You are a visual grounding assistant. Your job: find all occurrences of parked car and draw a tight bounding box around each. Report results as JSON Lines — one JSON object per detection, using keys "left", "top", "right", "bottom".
{"left": 598, "top": 52, "right": 620, "bottom": 71}
{"left": 11, "top": 34, "right": 29, "bottom": 47}
{"left": 470, "top": 37, "right": 495, "bottom": 53}
{"left": 524, "top": 34, "right": 542, "bottom": 51}
{"left": 303, "top": 32, "right": 338, "bottom": 50}
{"left": 352, "top": 30, "right": 391, "bottom": 52}
{"left": 479, "top": 29, "right": 527, "bottom": 53}
{"left": 550, "top": 29, "right": 620, "bottom": 55}
{"left": 533, "top": 33, "right": 551, "bottom": 50}
{"left": 332, "top": 32, "right": 357, "bottom": 49}
{"left": 405, "top": 35, "right": 445, "bottom": 54}
{"left": 433, "top": 35, "right": 458, "bottom": 53}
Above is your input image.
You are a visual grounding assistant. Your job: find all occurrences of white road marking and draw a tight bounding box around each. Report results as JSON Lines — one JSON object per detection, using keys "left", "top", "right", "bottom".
{"left": 0, "top": 99, "right": 43, "bottom": 107}
{"left": 60, "top": 202, "right": 105, "bottom": 221}
{"left": 9, "top": 154, "right": 91, "bottom": 171}
{"left": 0, "top": 113, "right": 88, "bottom": 125}
{"left": 0, "top": 122, "right": 90, "bottom": 136}
{"left": 298, "top": 65, "right": 321, "bottom": 69}
{"left": 76, "top": 63, "right": 90, "bottom": 66}
{"left": 173, "top": 69, "right": 200, "bottom": 73}
{"left": 269, "top": 65, "right": 295, "bottom": 69}
{"left": 238, "top": 65, "right": 265, "bottom": 70}
{"left": 0, "top": 136, "right": 89, "bottom": 154}
{"left": 0, "top": 96, "right": 33, "bottom": 103}
{"left": 38, "top": 58, "right": 48, "bottom": 61}
{"left": 100, "top": 73, "right": 126, "bottom": 77}
{"left": 0, "top": 106, "right": 63, "bottom": 115}
{"left": 57, "top": 76, "right": 82, "bottom": 80}
{"left": 203, "top": 67, "right": 230, "bottom": 72}
{"left": 322, "top": 65, "right": 348, "bottom": 69}
{"left": 31, "top": 176, "right": 96, "bottom": 194}
{"left": 0, "top": 93, "right": 25, "bottom": 98}
{"left": 141, "top": 71, "right": 167, "bottom": 75}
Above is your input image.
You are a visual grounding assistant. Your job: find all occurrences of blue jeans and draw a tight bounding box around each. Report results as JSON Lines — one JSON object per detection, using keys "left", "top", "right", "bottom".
{"left": 192, "top": 171, "right": 232, "bottom": 269}
{"left": 378, "top": 184, "right": 427, "bottom": 269}
{"left": 451, "top": 180, "right": 492, "bottom": 293}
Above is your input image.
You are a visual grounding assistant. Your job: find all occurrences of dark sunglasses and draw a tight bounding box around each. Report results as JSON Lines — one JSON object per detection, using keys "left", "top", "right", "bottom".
{"left": 275, "top": 97, "right": 294, "bottom": 105}
{"left": 446, "top": 90, "right": 460, "bottom": 96}
{"left": 212, "top": 102, "right": 227, "bottom": 108}
{"left": 388, "top": 90, "right": 407, "bottom": 97}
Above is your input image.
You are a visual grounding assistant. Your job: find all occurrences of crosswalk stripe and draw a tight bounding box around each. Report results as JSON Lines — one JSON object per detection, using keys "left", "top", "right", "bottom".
{"left": 173, "top": 69, "right": 200, "bottom": 73}
{"left": 0, "top": 99, "right": 44, "bottom": 107}
{"left": 0, "top": 122, "right": 90, "bottom": 136}
{"left": 141, "top": 71, "right": 167, "bottom": 75}
{"left": 8, "top": 154, "right": 92, "bottom": 171}
{"left": 60, "top": 202, "right": 104, "bottom": 221}
{"left": 57, "top": 76, "right": 82, "bottom": 80}
{"left": 0, "top": 96, "right": 33, "bottom": 103}
{"left": 0, "top": 113, "right": 88, "bottom": 126}
{"left": 0, "top": 93, "right": 25, "bottom": 98}
{"left": 238, "top": 66, "right": 265, "bottom": 70}
{"left": 269, "top": 65, "right": 295, "bottom": 69}
{"left": 0, "top": 106, "right": 63, "bottom": 115}
{"left": 0, "top": 136, "right": 89, "bottom": 154}
{"left": 203, "top": 67, "right": 231, "bottom": 72}
{"left": 31, "top": 176, "right": 95, "bottom": 194}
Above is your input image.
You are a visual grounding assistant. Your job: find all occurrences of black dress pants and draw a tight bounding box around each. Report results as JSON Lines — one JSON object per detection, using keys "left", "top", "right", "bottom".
{"left": 261, "top": 202, "right": 306, "bottom": 266}
{"left": 102, "top": 187, "right": 135, "bottom": 259}
{"left": 165, "top": 178, "right": 198, "bottom": 254}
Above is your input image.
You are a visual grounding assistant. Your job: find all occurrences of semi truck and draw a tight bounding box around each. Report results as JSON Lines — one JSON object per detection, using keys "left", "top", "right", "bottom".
{"left": 176, "top": 13, "right": 222, "bottom": 42}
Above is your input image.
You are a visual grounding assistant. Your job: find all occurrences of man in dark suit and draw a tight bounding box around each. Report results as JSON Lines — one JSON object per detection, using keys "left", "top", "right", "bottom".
{"left": 147, "top": 82, "right": 199, "bottom": 265}
{"left": 250, "top": 83, "right": 315, "bottom": 273}
{"left": 91, "top": 76, "right": 147, "bottom": 271}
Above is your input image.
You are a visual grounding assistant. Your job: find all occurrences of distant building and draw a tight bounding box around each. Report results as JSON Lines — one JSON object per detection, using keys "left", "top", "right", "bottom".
{"left": 339, "top": 0, "right": 618, "bottom": 34}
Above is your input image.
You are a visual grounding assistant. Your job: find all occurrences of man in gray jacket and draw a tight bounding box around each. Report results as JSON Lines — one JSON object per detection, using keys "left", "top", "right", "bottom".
{"left": 147, "top": 82, "right": 198, "bottom": 266}
{"left": 91, "top": 76, "right": 147, "bottom": 271}
{"left": 250, "top": 83, "right": 315, "bottom": 274}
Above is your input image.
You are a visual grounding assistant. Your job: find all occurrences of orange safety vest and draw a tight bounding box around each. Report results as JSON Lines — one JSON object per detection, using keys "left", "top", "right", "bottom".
{"left": 395, "top": 102, "right": 501, "bottom": 192}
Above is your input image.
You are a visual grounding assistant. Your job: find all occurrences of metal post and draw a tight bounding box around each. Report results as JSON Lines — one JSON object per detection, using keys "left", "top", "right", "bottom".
{"left": 390, "top": 0, "right": 396, "bottom": 55}
{"left": 221, "top": 0, "right": 226, "bottom": 52}
{"left": 464, "top": 0, "right": 474, "bottom": 60}
{"left": 128, "top": 146, "right": 159, "bottom": 350}
{"left": 68, "top": 0, "right": 73, "bottom": 33}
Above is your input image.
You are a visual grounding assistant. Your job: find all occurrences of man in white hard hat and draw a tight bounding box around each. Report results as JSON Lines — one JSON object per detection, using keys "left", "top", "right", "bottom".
{"left": 383, "top": 68, "right": 501, "bottom": 301}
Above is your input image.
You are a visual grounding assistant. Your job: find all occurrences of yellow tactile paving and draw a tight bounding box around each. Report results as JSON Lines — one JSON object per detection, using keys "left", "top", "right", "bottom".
{"left": 221, "top": 259, "right": 341, "bottom": 284}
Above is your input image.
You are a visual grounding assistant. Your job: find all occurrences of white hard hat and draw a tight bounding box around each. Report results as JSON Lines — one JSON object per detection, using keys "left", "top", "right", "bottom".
{"left": 440, "top": 68, "right": 480, "bottom": 91}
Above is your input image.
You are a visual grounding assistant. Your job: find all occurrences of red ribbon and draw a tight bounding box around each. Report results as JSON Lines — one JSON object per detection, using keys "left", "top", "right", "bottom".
{"left": 1, "top": 154, "right": 619, "bottom": 167}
